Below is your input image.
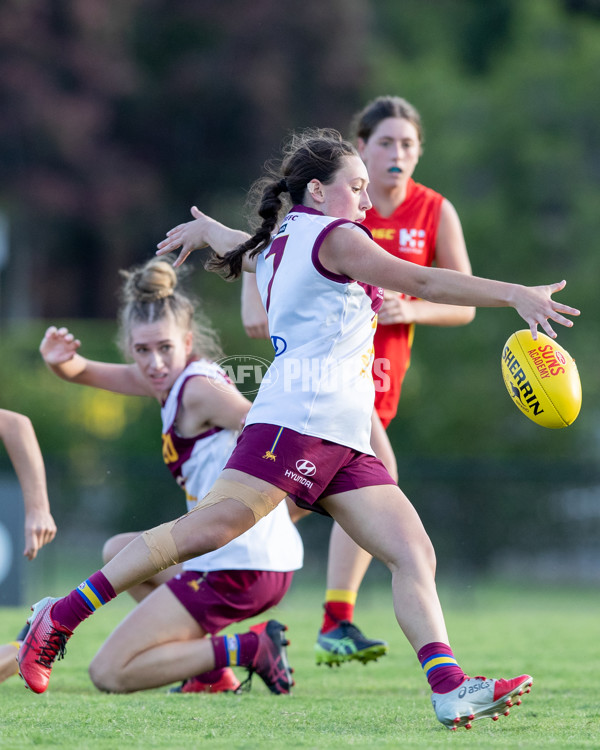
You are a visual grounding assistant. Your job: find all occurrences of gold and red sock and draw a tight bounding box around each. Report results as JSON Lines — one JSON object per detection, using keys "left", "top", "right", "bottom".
{"left": 321, "top": 589, "right": 357, "bottom": 633}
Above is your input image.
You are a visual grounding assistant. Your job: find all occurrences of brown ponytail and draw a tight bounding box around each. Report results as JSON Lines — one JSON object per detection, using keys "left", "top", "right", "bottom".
{"left": 207, "top": 128, "right": 358, "bottom": 280}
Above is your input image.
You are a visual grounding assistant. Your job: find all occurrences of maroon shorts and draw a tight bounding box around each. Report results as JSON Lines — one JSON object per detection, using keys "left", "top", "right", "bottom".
{"left": 225, "top": 423, "right": 395, "bottom": 516}
{"left": 166, "top": 569, "right": 294, "bottom": 635}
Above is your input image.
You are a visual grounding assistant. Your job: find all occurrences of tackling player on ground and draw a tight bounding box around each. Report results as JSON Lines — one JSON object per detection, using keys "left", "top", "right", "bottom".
{"left": 34, "top": 257, "right": 302, "bottom": 695}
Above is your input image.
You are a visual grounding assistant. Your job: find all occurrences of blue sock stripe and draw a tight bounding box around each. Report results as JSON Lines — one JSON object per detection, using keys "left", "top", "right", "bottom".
{"left": 421, "top": 654, "right": 459, "bottom": 676}
{"left": 75, "top": 587, "right": 94, "bottom": 610}
{"left": 76, "top": 580, "right": 105, "bottom": 611}
{"left": 421, "top": 652, "right": 456, "bottom": 667}
{"left": 85, "top": 580, "right": 105, "bottom": 605}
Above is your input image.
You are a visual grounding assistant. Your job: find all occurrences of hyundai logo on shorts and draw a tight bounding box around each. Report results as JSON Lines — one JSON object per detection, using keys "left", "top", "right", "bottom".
{"left": 295, "top": 459, "right": 316, "bottom": 476}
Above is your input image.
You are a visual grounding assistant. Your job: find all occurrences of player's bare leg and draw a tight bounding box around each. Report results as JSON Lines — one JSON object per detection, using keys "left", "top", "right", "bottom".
{"left": 0, "top": 621, "right": 32, "bottom": 684}
{"left": 99, "top": 532, "right": 240, "bottom": 693}
{"left": 322, "top": 485, "right": 447, "bottom": 651}
{"left": 102, "top": 531, "right": 182, "bottom": 603}
{"left": 104, "top": 493, "right": 260, "bottom": 595}
{"left": 0, "top": 643, "right": 20, "bottom": 683}
{"left": 321, "top": 485, "right": 533, "bottom": 730}
{"left": 18, "top": 471, "right": 288, "bottom": 693}
{"left": 89, "top": 585, "right": 216, "bottom": 692}
{"left": 89, "top": 582, "right": 292, "bottom": 695}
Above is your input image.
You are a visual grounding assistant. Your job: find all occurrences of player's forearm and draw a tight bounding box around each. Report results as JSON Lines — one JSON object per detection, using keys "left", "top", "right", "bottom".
{"left": 204, "top": 218, "right": 250, "bottom": 258}
{"left": 0, "top": 414, "right": 50, "bottom": 513}
{"left": 407, "top": 299, "right": 476, "bottom": 327}
{"left": 45, "top": 352, "right": 89, "bottom": 382}
{"left": 328, "top": 229, "right": 517, "bottom": 309}
{"left": 404, "top": 265, "right": 517, "bottom": 308}
{"left": 241, "top": 272, "right": 269, "bottom": 337}
{"left": 241, "top": 271, "right": 261, "bottom": 305}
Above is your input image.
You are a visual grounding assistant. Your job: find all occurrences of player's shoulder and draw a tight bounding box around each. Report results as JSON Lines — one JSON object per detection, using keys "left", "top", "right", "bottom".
{"left": 407, "top": 178, "right": 445, "bottom": 204}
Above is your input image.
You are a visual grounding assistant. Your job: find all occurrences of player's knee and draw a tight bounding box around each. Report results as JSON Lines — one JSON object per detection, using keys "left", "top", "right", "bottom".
{"left": 89, "top": 656, "right": 126, "bottom": 694}
{"left": 423, "top": 532, "right": 437, "bottom": 573}
{"left": 410, "top": 525, "right": 436, "bottom": 573}
{"left": 387, "top": 524, "right": 436, "bottom": 576}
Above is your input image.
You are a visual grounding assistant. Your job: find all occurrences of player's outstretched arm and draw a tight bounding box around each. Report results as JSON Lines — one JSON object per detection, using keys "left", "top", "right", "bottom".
{"left": 321, "top": 227, "right": 580, "bottom": 340}
{"left": 40, "top": 326, "right": 150, "bottom": 396}
{"left": 157, "top": 206, "right": 250, "bottom": 268}
{"left": 0, "top": 409, "right": 56, "bottom": 560}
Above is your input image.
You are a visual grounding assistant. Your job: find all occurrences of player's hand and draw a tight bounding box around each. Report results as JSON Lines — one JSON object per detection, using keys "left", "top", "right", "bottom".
{"left": 40, "top": 326, "right": 81, "bottom": 365}
{"left": 156, "top": 206, "right": 210, "bottom": 268}
{"left": 377, "top": 290, "right": 414, "bottom": 326}
{"left": 24, "top": 508, "right": 57, "bottom": 560}
{"left": 513, "top": 280, "right": 580, "bottom": 340}
{"left": 243, "top": 317, "right": 270, "bottom": 339}
{"left": 242, "top": 300, "right": 269, "bottom": 339}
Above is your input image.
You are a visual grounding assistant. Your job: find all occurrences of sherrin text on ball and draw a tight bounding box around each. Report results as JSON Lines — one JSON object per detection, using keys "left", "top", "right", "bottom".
{"left": 501, "top": 330, "right": 581, "bottom": 429}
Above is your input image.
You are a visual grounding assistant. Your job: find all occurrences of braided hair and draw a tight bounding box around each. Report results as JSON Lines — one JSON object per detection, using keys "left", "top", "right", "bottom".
{"left": 207, "top": 128, "right": 358, "bottom": 279}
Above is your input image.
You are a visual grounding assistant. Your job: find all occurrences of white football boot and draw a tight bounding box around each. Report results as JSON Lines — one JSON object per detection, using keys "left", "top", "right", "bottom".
{"left": 432, "top": 674, "right": 533, "bottom": 730}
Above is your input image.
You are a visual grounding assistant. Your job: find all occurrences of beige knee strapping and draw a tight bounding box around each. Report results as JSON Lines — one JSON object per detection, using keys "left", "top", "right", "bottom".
{"left": 190, "top": 478, "right": 277, "bottom": 524}
{"left": 141, "top": 520, "right": 179, "bottom": 572}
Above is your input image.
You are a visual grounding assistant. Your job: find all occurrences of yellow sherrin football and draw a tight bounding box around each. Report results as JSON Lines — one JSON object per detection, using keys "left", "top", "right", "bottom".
{"left": 501, "top": 330, "right": 581, "bottom": 428}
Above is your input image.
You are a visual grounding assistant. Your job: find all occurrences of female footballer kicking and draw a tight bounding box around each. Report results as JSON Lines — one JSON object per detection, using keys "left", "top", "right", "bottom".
{"left": 240, "top": 96, "right": 476, "bottom": 666}
{"left": 19, "top": 129, "right": 578, "bottom": 730}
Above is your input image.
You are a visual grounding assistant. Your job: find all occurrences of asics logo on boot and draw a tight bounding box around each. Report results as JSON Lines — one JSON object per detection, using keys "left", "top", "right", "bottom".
{"left": 320, "top": 635, "right": 357, "bottom": 654}
{"left": 468, "top": 680, "right": 491, "bottom": 696}
{"left": 458, "top": 679, "right": 491, "bottom": 699}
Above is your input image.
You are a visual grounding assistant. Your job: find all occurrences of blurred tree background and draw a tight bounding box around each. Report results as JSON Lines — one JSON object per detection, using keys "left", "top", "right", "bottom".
{"left": 1, "top": 0, "right": 599, "bottom": 591}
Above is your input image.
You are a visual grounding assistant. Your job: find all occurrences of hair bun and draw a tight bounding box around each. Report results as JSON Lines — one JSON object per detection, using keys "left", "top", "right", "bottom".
{"left": 122, "top": 259, "right": 177, "bottom": 303}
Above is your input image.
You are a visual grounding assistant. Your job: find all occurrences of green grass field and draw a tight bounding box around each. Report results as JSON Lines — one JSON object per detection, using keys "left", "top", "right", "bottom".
{"left": 0, "top": 580, "right": 598, "bottom": 750}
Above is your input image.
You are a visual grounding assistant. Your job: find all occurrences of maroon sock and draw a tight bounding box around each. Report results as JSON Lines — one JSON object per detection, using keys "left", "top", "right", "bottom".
{"left": 418, "top": 642, "right": 466, "bottom": 693}
{"left": 211, "top": 632, "right": 259, "bottom": 668}
{"left": 51, "top": 571, "right": 117, "bottom": 632}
